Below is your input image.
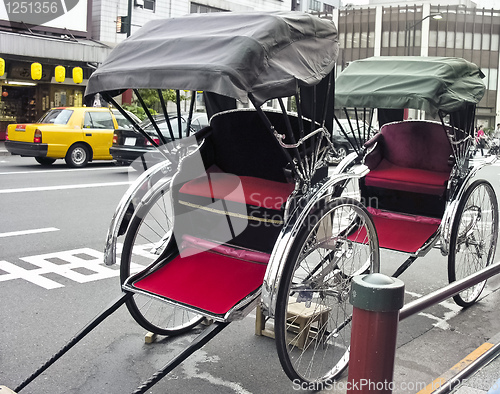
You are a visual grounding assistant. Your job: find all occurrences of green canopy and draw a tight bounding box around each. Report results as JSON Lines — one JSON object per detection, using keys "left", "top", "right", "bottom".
{"left": 335, "top": 56, "right": 485, "bottom": 115}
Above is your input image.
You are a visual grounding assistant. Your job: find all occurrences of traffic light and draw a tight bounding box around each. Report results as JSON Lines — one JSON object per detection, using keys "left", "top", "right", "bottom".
{"left": 116, "top": 16, "right": 129, "bottom": 34}
{"left": 73, "top": 67, "right": 83, "bottom": 84}
{"left": 55, "top": 65, "right": 65, "bottom": 83}
{"left": 31, "top": 62, "right": 42, "bottom": 80}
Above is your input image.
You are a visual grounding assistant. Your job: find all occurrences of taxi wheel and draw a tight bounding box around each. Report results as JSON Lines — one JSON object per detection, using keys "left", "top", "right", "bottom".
{"left": 35, "top": 157, "right": 56, "bottom": 166}
{"left": 65, "top": 143, "right": 90, "bottom": 168}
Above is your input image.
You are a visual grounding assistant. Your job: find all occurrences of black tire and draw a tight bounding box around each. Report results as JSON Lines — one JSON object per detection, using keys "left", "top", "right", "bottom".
{"left": 35, "top": 157, "right": 56, "bottom": 166}
{"left": 335, "top": 145, "right": 349, "bottom": 162}
{"left": 448, "top": 180, "right": 498, "bottom": 307}
{"left": 121, "top": 184, "right": 204, "bottom": 335}
{"left": 65, "top": 143, "right": 90, "bottom": 168}
{"left": 275, "top": 197, "right": 379, "bottom": 386}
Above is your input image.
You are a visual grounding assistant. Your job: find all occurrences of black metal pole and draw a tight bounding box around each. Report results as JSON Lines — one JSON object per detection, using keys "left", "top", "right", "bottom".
{"left": 127, "top": 0, "right": 133, "bottom": 37}
{"left": 15, "top": 292, "right": 132, "bottom": 392}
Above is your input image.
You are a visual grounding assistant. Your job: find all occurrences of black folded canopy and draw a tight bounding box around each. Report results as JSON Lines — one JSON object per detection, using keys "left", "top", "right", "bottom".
{"left": 85, "top": 11, "right": 339, "bottom": 106}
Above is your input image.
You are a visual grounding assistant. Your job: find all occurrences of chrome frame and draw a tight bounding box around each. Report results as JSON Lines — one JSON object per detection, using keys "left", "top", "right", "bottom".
{"left": 103, "top": 138, "right": 205, "bottom": 266}
{"left": 103, "top": 160, "right": 174, "bottom": 266}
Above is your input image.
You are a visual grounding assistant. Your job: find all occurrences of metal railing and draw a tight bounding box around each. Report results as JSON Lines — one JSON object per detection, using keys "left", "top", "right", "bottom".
{"left": 348, "top": 259, "right": 500, "bottom": 394}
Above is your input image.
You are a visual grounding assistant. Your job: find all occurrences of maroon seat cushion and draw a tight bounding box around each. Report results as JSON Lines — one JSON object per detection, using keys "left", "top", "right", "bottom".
{"left": 365, "top": 159, "right": 450, "bottom": 195}
{"left": 365, "top": 121, "right": 453, "bottom": 195}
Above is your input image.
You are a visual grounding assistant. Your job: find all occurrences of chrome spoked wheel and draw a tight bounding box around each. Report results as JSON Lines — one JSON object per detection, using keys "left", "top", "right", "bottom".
{"left": 448, "top": 179, "right": 498, "bottom": 307}
{"left": 275, "top": 198, "right": 379, "bottom": 386}
{"left": 121, "top": 184, "right": 204, "bottom": 335}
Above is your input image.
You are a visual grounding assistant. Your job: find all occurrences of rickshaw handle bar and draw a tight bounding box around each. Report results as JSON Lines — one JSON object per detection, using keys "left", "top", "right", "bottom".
{"left": 14, "top": 292, "right": 132, "bottom": 393}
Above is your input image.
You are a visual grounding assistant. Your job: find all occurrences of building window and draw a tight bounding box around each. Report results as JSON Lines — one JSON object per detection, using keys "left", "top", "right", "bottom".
{"left": 324, "top": 4, "right": 334, "bottom": 14}
{"left": 309, "top": 0, "right": 321, "bottom": 12}
{"left": 137, "top": 0, "right": 155, "bottom": 11}
{"left": 190, "top": 2, "right": 226, "bottom": 13}
{"left": 483, "top": 68, "right": 498, "bottom": 91}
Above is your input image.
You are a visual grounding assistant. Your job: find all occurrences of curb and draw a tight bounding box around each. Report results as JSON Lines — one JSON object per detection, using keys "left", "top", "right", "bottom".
{"left": 418, "top": 333, "right": 500, "bottom": 394}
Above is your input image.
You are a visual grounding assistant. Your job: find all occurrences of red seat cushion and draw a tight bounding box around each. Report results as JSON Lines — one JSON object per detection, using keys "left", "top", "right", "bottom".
{"left": 179, "top": 167, "right": 294, "bottom": 210}
{"left": 365, "top": 159, "right": 450, "bottom": 195}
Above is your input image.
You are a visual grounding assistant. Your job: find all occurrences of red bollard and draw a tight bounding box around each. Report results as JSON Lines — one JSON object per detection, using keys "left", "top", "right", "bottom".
{"left": 347, "top": 273, "right": 405, "bottom": 393}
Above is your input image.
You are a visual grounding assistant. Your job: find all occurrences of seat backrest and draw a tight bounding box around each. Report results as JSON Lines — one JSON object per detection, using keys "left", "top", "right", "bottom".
{"left": 380, "top": 121, "right": 453, "bottom": 172}
{"left": 208, "top": 110, "right": 293, "bottom": 183}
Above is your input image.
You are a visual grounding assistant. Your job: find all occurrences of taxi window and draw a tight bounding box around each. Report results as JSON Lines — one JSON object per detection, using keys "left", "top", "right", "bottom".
{"left": 83, "top": 111, "right": 114, "bottom": 129}
{"left": 112, "top": 110, "right": 140, "bottom": 128}
{"left": 39, "top": 109, "right": 73, "bottom": 124}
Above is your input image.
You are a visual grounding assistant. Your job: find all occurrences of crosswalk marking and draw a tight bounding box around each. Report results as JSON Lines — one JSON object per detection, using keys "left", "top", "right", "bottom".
{"left": 0, "top": 247, "right": 142, "bottom": 290}
{"left": 0, "top": 227, "right": 59, "bottom": 238}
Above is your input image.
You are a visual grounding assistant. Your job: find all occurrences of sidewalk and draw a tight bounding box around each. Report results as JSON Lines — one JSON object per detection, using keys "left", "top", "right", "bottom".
{"left": 450, "top": 335, "right": 500, "bottom": 394}
{"left": 0, "top": 141, "right": 8, "bottom": 156}
{"left": 414, "top": 333, "right": 500, "bottom": 394}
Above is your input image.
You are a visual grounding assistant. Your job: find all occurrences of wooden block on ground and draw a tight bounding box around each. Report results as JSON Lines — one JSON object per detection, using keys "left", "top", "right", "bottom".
{"left": 255, "top": 301, "right": 331, "bottom": 350}
{"left": 145, "top": 331, "right": 157, "bottom": 344}
{"left": 255, "top": 304, "right": 276, "bottom": 339}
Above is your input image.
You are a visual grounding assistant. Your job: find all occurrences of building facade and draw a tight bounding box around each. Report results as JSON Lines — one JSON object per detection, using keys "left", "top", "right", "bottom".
{"left": 333, "top": 1, "right": 500, "bottom": 128}
{"left": 0, "top": 0, "right": 295, "bottom": 138}
{"left": 1, "top": 0, "right": 499, "bottom": 138}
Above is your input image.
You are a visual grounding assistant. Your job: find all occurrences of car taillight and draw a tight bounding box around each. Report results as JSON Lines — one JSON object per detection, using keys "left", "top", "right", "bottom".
{"left": 146, "top": 137, "right": 160, "bottom": 146}
{"left": 34, "top": 129, "right": 42, "bottom": 143}
{"left": 113, "top": 133, "right": 118, "bottom": 144}
{"left": 5, "top": 131, "right": 8, "bottom": 141}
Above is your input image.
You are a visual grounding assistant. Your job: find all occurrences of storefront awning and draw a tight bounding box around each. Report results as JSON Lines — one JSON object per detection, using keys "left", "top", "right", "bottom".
{"left": 0, "top": 31, "right": 113, "bottom": 65}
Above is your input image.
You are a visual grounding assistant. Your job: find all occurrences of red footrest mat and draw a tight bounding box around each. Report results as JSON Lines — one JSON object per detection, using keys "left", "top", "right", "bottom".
{"left": 368, "top": 207, "right": 441, "bottom": 253}
{"left": 131, "top": 246, "right": 269, "bottom": 316}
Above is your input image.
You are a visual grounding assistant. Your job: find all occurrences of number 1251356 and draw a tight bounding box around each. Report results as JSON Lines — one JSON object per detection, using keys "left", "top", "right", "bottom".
{"left": 5, "top": 1, "right": 60, "bottom": 14}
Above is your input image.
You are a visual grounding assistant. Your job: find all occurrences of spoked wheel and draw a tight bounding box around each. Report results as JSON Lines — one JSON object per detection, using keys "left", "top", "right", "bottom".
{"left": 448, "top": 179, "right": 498, "bottom": 307}
{"left": 275, "top": 197, "right": 380, "bottom": 387}
{"left": 120, "top": 184, "right": 204, "bottom": 335}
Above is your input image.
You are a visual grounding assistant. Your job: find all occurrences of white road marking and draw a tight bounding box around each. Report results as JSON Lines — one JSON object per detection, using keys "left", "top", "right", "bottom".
{"left": 0, "top": 227, "right": 59, "bottom": 238}
{"left": 181, "top": 350, "right": 252, "bottom": 394}
{"left": 0, "top": 247, "right": 141, "bottom": 289}
{"left": 404, "top": 290, "right": 461, "bottom": 330}
{"left": 0, "top": 181, "right": 133, "bottom": 194}
{"left": 0, "top": 167, "right": 129, "bottom": 176}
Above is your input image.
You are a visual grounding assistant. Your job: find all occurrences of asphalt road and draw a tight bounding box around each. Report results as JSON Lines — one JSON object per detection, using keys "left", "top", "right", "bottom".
{"left": 1, "top": 154, "right": 500, "bottom": 394}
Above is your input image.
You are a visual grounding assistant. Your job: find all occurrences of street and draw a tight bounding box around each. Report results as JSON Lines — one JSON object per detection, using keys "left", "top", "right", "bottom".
{"left": 1, "top": 154, "right": 500, "bottom": 394}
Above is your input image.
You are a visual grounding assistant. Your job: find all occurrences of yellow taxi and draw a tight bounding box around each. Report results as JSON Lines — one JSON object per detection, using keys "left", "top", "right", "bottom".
{"left": 5, "top": 107, "right": 139, "bottom": 167}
